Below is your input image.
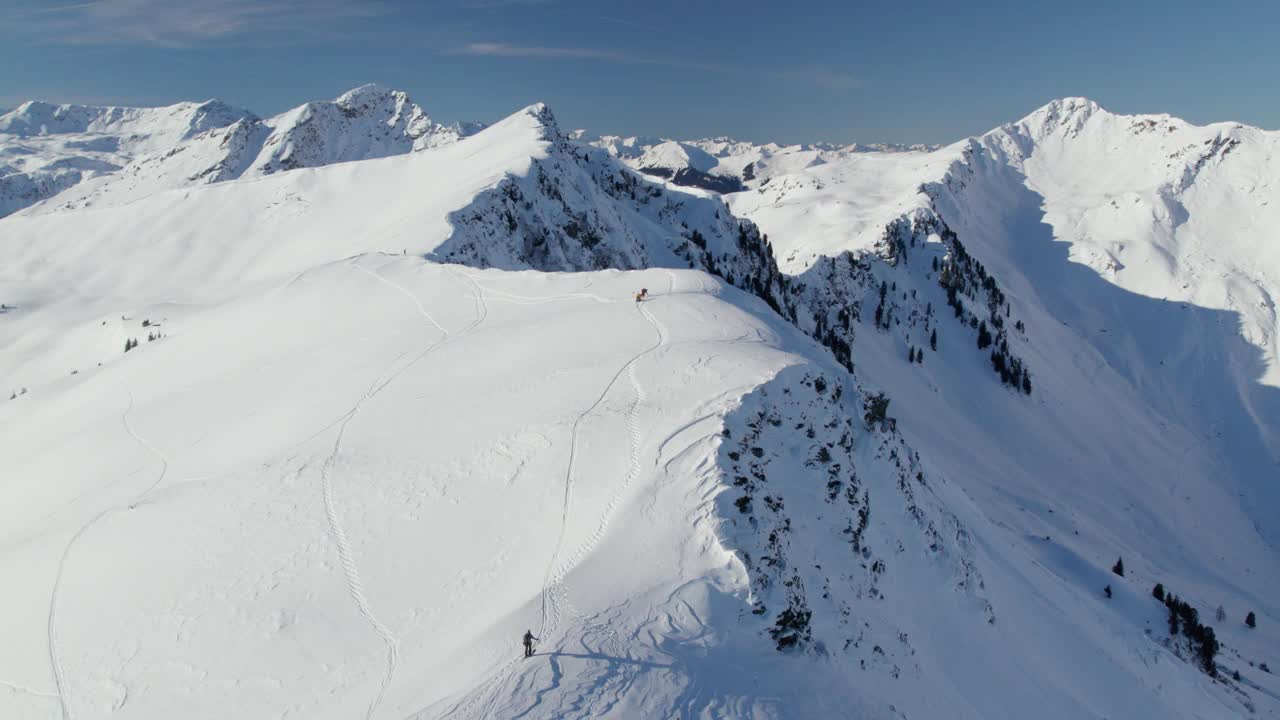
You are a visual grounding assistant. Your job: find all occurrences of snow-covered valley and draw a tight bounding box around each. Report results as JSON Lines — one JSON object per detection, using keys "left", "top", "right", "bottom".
{"left": 1, "top": 89, "right": 1277, "bottom": 719}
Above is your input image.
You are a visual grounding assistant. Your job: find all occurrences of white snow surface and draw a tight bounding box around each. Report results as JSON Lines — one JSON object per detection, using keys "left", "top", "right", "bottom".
{"left": 0, "top": 95, "right": 1277, "bottom": 720}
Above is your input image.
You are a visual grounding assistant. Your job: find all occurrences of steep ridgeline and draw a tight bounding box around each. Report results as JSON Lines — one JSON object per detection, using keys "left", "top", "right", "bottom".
{"left": 0, "top": 85, "right": 470, "bottom": 217}
{"left": 251, "top": 83, "right": 459, "bottom": 174}
{"left": 779, "top": 207, "right": 1035, "bottom": 393}
{"left": 430, "top": 105, "right": 1030, "bottom": 408}
{"left": 716, "top": 367, "right": 991, "bottom": 658}
{"left": 429, "top": 104, "right": 790, "bottom": 318}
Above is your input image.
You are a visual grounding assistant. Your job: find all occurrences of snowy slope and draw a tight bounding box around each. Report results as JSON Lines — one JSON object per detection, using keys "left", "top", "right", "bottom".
{"left": 1, "top": 95, "right": 1277, "bottom": 720}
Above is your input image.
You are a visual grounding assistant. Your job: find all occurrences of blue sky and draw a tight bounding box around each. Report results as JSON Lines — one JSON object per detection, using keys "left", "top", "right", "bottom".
{"left": 2, "top": 0, "right": 1277, "bottom": 144}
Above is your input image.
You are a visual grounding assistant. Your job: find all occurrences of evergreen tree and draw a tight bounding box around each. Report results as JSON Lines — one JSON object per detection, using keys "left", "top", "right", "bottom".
{"left": 1198, "top": 626, "right": 1219, "bottom": 676}
{"left": 930, "top": 329, "right": 937, "bottom": 351}
{"left": 977, "top": 321, "right": 992, "bottom": 349}
{"left": 1233, "top": 670, "right": 1241, "bottom": 682}
{"left": 864, "top": 393, "right": 891, "bottom": 429}
{"left": 1216, "top": 605, "right": 1226, "bottom": 622}
{"left": 1112, "top": 557, "right": 1125, "bottom": 577}
{"left": 1246, "top": 611, "right": 1256, "bottom": 628}
{"left": 1152, "top": 583, "right": 1165, "bottom": 601}
{"left": 1104, "top": 584, "right": 1112, "bottom": 598}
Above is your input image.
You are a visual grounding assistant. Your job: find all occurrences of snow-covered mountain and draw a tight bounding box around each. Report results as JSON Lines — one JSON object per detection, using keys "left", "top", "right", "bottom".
{"left": 1, "top": 90, "right": 1277, "bottom": 719}
{"left": 0, "top": 85, "right": 473, "bottom": 218}
{"left": 0, "top": 98, "right": 255, "bottom": 218}
{"left": 588, "top": 133, "right": 938, "bottom": 194}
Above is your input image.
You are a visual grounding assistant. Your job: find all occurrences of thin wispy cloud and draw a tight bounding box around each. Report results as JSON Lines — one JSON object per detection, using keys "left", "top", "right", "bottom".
{"left": 595, "top": 15, "right": 664, "bottom": 32}
{"left": 456, "top": 42, "right": 619, "bottom": 60}
{"left": 4, "top": 0, "right": 389, "bottom": 47}
{"left": 454, "top": 42, "right": 860, "bottom": 91}
{"left": 776, "top": 65, "right": 862, "bottom": 91}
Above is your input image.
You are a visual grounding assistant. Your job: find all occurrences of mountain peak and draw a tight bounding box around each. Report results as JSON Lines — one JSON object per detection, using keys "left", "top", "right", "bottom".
{"left": 522, "top": 102, "right": 559, "bottom": 131}
{"left": 1039, "top": 96, "right": 1103, "bottom": 114}
{"left": 334, "top": 82, "right": 401, "bottom": 106}
{"left": 1024, "top": 96, "right": 1104, "bottom": 124}
{"left": 185, "top": 99, "right": 258, "bottom": 135}
{"left": 996, "top": 96, "right": 1108, "bottom": 142}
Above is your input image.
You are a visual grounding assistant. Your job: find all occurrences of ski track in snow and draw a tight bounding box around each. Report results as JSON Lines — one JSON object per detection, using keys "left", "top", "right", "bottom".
{"left": 322, "top": 260, "right": 486, "bottom": 720}
{"left": 460, "top": 278, "right": 623, "bottom": 307}
{"left": 319, "top": 397, "right": 402, "bottom": 720}
{"left": 437, "top": 274, "right": 674, "bottom": 720}
{"left": 538, "top": 272, "right": 672, "bottom": 639}
{"left": 545, "top": 290, "right": 669, "bottom": 648}
{"left": 47, "top": 386, "right": 168, "bottom": 720}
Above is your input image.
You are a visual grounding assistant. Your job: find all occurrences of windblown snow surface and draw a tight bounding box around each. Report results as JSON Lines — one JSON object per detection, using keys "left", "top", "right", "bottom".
{"left": 0, "top": 95, "right": 1276, "bottom": 720}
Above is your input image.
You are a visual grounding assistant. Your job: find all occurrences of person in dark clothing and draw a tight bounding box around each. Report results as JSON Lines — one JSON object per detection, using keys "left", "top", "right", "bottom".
{"left": 523, "top": 630, "right": 538, "bottom": 658}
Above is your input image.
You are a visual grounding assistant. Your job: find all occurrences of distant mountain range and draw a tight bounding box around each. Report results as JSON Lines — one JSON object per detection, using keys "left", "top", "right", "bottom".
{"left": 0, "top": 84, "right": 485, "bottom": 218}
